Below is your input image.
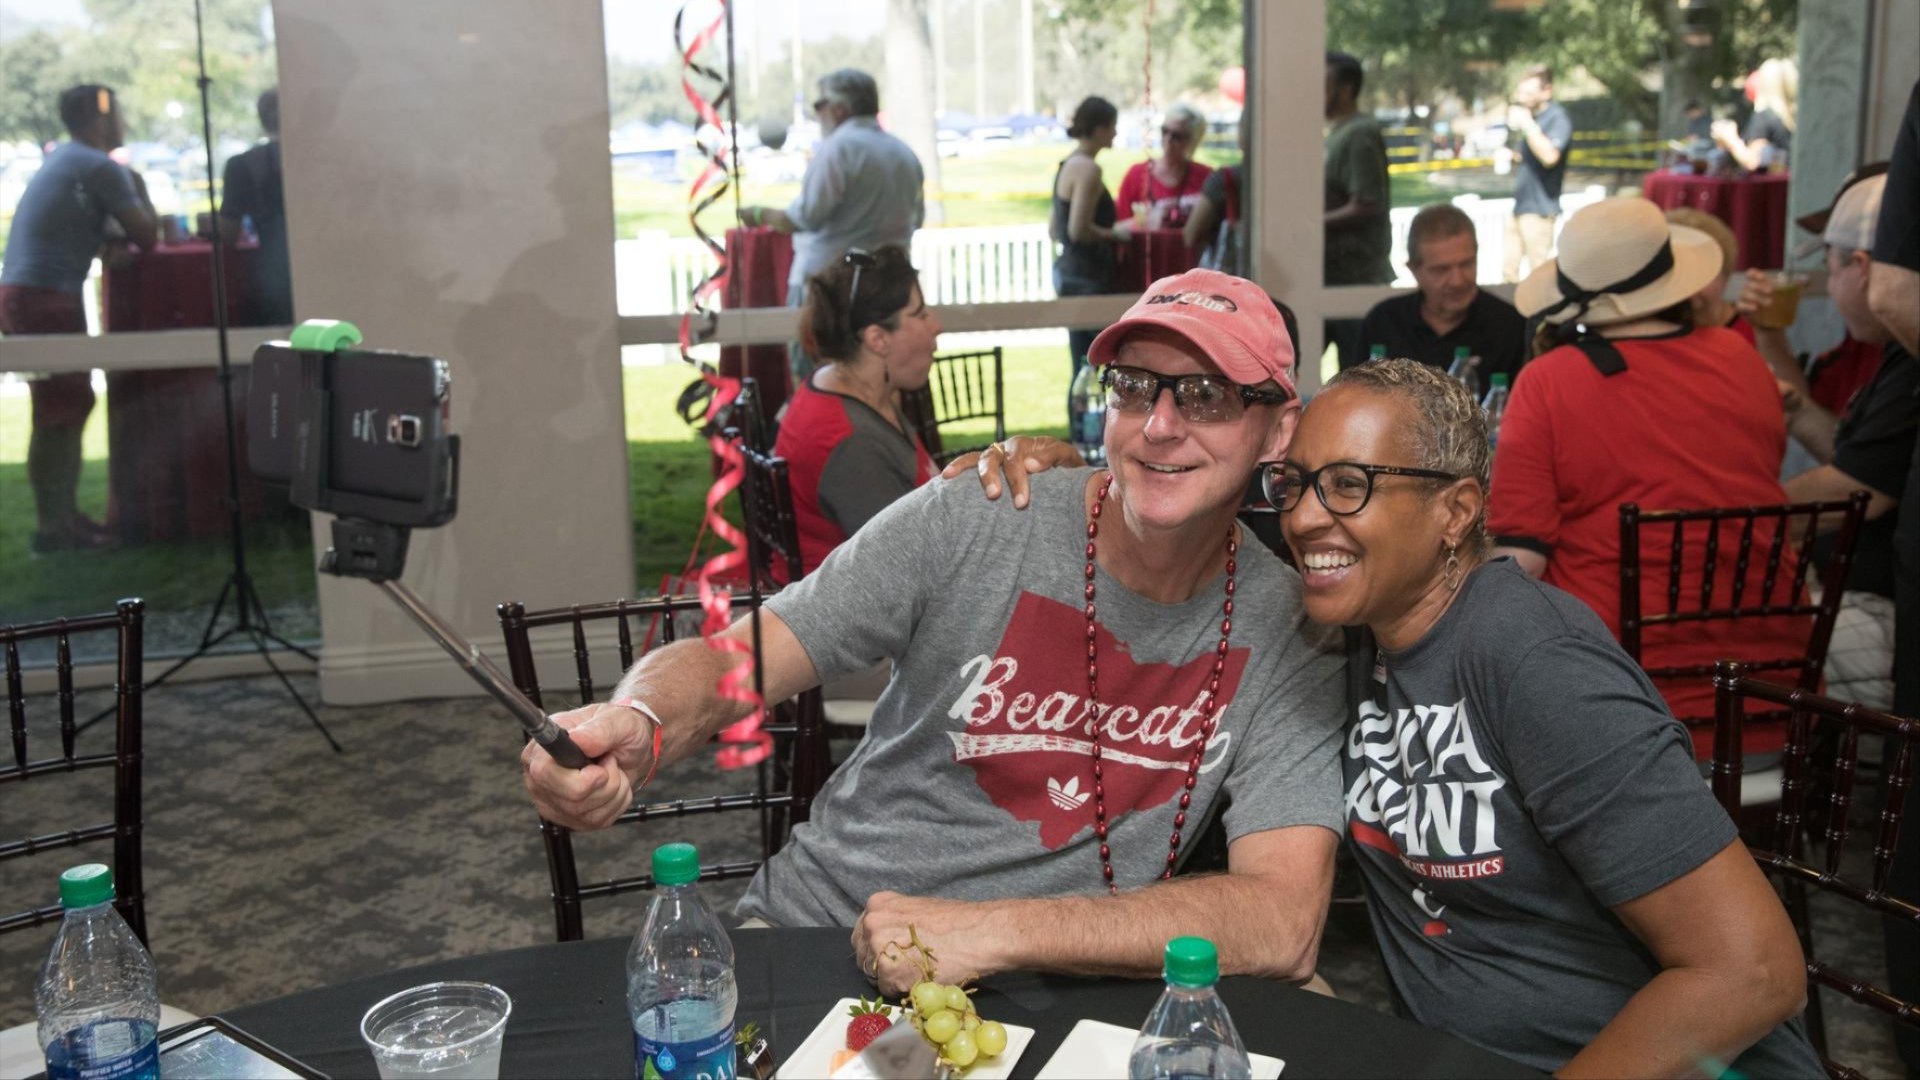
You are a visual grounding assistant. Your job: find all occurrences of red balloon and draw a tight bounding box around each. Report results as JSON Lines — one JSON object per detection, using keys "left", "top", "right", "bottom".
{"left": 1218, "top": 66, "right": 1246, "bottom": 105}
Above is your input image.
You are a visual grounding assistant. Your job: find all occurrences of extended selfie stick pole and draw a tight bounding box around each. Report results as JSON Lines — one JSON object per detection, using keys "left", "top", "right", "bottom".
{"left": 320, "top": 519, "right": 589, "bottom": 769}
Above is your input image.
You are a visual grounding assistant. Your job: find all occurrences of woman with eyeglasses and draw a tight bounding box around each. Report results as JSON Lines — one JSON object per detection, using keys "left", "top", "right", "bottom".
{"left": 1053, "top": 96, "right": 1132, "bottom": 379}
{"left": 955, "top": 359, "right": 1822, "bottom": 1077}
{"left": 1115, "top": 103, "right": 1214, "bottom": 232}
{"left": 774, "top": 244, "right": 941, "bottom": 577}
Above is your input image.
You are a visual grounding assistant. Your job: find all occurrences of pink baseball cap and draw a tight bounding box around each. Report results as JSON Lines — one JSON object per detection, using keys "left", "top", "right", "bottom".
{"left": 1086, "top": 269, "right": 1297, "bottom": 398}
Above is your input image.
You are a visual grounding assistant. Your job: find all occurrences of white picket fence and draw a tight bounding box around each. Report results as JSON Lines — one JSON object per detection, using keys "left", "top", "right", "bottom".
{"left": 613, "top": 184, "right": 1616, "bottom": 316}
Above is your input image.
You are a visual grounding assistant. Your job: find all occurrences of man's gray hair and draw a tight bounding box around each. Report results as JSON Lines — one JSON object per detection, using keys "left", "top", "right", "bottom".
{"left": 1326, "top": 358, "right": 1491, "bottom": 552}
{"left": 1165, "top": 102, "right": 1208, "bottom": 142}
{"left": 819, "top": 69, "right": 880, "bottom": 117}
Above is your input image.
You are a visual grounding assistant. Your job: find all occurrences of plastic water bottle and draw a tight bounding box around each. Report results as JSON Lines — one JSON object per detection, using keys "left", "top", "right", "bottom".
{"left": 1068, "top": 363, "right": 1107, "bottom": 465}
{"left": 1447, "top": 346, "right": 1482, "bottom": 402}
{"left": 1367, "top": 344, "right": 1387, "bottom": 362}
{"left": 629, "top": 843, "right": 738, "bottom": 1080}
{"left": 36, "top": 864, "right": 160, "bottom": 1080}
{"left": 1482, "top": 373, "right": 1510, "bottom": 451}
{"left": 1128, "top": 937, "right": 1251, "bottom": 1080}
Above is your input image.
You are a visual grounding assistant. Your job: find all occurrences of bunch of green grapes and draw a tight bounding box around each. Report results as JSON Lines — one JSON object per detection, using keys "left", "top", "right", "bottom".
{"left": 906, "top": 980, "right": 1008, "bottom": 1070}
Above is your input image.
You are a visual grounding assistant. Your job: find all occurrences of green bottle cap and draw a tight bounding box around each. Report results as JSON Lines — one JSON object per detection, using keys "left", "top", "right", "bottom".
{"left": 652, "top": 843, "right": 699, "bottom": 886}
{"left": 1454, "top": 345, "right": 1471, "bottom": 359}
{"left": 58, "top": 864, "right": 115, "bottom": 909}
{"left": 1162, "top": 936, "right": 1219, "bottom": 988}
{"left": 1367, "top": 344, "right": 1387, "bottom": 359}
{"left": 288, "top": 318, "right": 364, "bottom": 353}
{"left": 1490, "top": 373, "right": 1510, "bottom": 388}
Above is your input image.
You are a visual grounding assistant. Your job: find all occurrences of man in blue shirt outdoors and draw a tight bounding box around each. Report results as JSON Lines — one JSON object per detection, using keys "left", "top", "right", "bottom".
{"left": 0, "top": 84, "right": 157, "bottom": 553}
{"left": 1504, "top": 66, "right": 1574, "bottom": 283}
{"left": 740, "top": 69, "right": 924, "bottom": 382}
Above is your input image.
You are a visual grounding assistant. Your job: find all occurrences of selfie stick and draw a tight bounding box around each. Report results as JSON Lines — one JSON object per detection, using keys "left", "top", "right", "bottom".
{"left": 372, "top": 578, "right": 592, "bottom": 769}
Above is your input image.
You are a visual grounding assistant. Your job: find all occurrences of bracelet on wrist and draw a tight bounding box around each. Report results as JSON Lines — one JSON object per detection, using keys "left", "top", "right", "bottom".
{"left": 610, "top": 696, "right": 665, "bottom": 790}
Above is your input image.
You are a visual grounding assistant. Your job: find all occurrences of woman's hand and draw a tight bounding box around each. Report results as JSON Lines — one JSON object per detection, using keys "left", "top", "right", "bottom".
{"left": 939, "top": 436, "right": 1082, "bottom": 509}
{"left": 1112, "top": 220, "right": 1134, "bottom": 242}
{"left": 1736, "top": 271, "right": 1774, "bottom": 318}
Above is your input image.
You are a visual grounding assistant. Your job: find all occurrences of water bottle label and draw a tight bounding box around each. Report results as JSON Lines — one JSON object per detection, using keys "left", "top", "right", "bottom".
{"left": 44, "top": 1019, "right": 158, "bottom": 1080}
{"left": 1081, "top": 407, "right": 1105, "bottom": 446}
{"left": 637, "top": 1026, "right": 736, "bottom": 1080}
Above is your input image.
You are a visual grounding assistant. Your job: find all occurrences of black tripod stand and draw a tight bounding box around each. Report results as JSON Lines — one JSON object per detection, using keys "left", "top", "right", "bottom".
{"left": 83, "top": 0, "right": 338, "bottom": 750}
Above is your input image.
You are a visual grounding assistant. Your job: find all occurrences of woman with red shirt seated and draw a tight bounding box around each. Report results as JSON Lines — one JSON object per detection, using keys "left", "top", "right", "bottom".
{"left": 775, "top": 245, "right": 941, "bottom": 577}
{"left": 1115, "top": 103, "right": 1214, "bottom": 229}
{"left": 1491, "top": 197, "right": 1808, "bottom": 758}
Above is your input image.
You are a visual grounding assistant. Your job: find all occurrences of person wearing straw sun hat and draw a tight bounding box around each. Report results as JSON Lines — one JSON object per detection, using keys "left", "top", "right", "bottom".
{"left": 1489, "top": 196, "right": 1808, "bottom": 758}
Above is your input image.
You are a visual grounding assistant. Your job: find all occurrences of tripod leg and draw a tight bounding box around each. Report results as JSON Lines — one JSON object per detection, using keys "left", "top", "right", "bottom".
{"left": 76, "top": 623, "right": 245, "bottom": 735}
{"left": 241, "top": 577, "right": 319, "bottom": 662}
{"left": 247, "top": 629, "right": 343, "bottom": 753}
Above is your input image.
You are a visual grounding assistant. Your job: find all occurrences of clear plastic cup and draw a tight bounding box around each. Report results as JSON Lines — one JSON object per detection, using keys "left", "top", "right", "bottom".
{"left": 1754, "top": 271, "right": 1805, "bottom": 329}
{"left": 360, "top": 981, "right": 512, "bottom": 1080}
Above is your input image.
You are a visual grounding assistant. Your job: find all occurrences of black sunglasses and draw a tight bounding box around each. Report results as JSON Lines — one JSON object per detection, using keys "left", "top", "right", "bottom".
{"left": 812, "top": 97, "right": 831, "bottom": 112}
{"left": 844, "top": 248, "right": 877, "bottom": 313}
{"left": 1264, "top": 461, "right": 1458, "bottom": 516}
{"left": 1161, "top": 126, "right": 1192, "bottom": 142}
{"left": 1101, "top": 365, "right": 1291, "bottom": 424}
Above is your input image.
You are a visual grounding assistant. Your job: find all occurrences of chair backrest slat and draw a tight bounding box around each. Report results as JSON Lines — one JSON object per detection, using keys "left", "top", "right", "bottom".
{"left": 1729, "top": 515, "right": 1755, "bottom": 609}
{"left": 1, "top": 600, "right": 147, "bottom": 946}
{"left": 1711, "top": 660, "right": 1920, "bottom": 1067}
{"left": 1666, "top": 519, "right": 1683, "bottom": 617}
{"left": 570, "top": 611, "right": 593, "bottom": 705}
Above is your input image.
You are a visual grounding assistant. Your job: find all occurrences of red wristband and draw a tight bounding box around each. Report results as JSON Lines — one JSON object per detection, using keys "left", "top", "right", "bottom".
{"left": 611, "top": 697, "right": 665, "bottom": 791}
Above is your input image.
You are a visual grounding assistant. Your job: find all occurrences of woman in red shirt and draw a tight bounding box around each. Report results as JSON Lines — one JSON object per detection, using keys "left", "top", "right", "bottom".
{"left": 1491, "top": 197, "right": 1807, "bottom": 757}
{"left": 774, "top": 244, "right": 941, "bottom": 576}
{"left": 1115, "top": 103, "right": 1214, "bottom": 230}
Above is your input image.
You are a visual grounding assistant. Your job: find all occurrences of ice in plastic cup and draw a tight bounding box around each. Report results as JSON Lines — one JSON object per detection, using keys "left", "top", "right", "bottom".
{"left": 360, "top": 981, "right": 512, "bottom": 1080}
{"left": 1754, "top": 271, "right": 1805, "bottom": 329}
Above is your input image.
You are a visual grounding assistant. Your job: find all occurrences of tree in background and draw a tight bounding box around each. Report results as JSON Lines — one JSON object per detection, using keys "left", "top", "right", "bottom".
{"left": 886, "top": 0, "right": 946, "bottom": 225}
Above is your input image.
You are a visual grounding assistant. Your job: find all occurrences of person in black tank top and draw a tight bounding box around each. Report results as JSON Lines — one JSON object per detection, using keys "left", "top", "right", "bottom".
{"left": 1052, "top": 96, "right": 1130, "bottom": 386}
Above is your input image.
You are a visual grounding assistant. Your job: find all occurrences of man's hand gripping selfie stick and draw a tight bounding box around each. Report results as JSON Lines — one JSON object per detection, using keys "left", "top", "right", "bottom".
{"left": 281, "top": 319, "right": 588, "bottom": 770}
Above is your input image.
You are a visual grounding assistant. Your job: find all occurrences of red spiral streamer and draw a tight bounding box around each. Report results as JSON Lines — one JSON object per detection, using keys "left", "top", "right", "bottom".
{"left": 674, "top": 0, "right": 770, "bottom": 769}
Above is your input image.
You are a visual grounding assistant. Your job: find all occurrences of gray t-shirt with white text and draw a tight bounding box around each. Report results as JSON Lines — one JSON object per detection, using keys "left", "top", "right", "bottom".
{"left": 742, "top": 468, "right": 1347, "bottom": 926}
{"left": 1344, "top": 558, "right": 1819, "bottom": 1076}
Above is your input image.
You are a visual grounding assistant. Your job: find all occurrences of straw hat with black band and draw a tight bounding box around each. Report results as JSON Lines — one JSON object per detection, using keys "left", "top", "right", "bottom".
{"left": 1516, "top": 196, "right": 1724, "bottom": 374}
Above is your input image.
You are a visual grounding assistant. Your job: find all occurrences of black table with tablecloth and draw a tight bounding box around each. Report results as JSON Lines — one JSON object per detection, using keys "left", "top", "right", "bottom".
{"left": 219, "top": 927, "right": 1535, "bottom": 1079}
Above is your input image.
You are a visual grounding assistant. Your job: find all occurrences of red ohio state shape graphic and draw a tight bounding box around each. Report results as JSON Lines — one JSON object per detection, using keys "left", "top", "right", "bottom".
{"left": 948, "top": 592, "right": 1250, "bottom": 848}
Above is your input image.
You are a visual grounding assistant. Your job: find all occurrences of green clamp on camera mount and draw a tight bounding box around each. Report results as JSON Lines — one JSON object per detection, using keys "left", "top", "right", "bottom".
{"left": 288, "top": 318, "right": 363, "bottom": 353}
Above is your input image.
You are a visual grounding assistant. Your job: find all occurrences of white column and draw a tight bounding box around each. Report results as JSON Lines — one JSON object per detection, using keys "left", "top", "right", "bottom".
{"left": 275, "top": 0, "right": 633, "bottom": 703}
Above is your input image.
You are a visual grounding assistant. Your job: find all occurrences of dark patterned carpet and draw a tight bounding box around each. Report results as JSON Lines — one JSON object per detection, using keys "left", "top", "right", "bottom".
{"left": 0, "top": 674, "right": 1904, "bottom": 1076}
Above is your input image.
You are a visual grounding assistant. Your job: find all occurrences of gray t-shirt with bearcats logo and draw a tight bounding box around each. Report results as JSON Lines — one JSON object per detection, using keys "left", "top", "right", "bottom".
{"left": 1345, "top": 557, "right": 1821, "bottom": 1076}
{"left": 740, "top": 467, "right": 1346, "bottom": 927}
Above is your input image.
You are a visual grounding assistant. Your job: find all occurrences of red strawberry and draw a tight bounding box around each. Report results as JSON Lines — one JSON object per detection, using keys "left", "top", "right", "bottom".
{"left": 845, "top": 996, "right": 893, "bottom": 1051}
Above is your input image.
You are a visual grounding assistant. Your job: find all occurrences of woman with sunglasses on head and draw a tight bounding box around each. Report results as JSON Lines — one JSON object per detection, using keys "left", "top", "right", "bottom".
{"left": 774, "top": 244, "right": 941, "bottom": 577}
{"left": 1115, "top": 103, "right": 1214, "bottom": 232}
{"left": 956, "top": 360, "right": 1822, "bottom": 1077}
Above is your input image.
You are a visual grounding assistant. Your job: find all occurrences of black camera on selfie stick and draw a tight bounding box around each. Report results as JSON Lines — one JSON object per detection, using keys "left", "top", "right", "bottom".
{"left": 247, "top": 320, "right": 587, "bottom": 767}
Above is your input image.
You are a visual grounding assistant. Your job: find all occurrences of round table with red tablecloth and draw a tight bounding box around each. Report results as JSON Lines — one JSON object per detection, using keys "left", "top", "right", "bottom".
{"left": 100, "top": 240, "right": 286, "bottom": 543}
{"left": 1641, "top": 170, "right": 1791, "bottom": 270}
{"left": 719, "top": 225, "right": 795, "bottom": 420}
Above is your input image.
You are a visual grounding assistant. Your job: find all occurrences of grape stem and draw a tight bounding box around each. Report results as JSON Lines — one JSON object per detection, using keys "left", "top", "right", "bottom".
{"left": 881, "top": 923, "right": 943, "bottom": 989}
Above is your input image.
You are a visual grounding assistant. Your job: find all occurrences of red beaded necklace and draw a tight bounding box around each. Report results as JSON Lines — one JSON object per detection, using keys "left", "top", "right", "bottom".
{"left": 1083, "top": 472, "right": 1238, "bottom": 894}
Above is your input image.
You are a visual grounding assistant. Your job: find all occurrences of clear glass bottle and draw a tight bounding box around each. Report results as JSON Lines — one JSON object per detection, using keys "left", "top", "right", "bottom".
{"left": 1068, "top": 363, "right": 1107, "bottom": 465}
{"left": 628, "top": 843, "right": 738, "bottom": 1080}
{"left": 1482, "top": 373, "right": 1511, "bottom": 450}
{"left": 36, "top": 864, "right": 160, "bottom": 1080}
{"left": 1127, "top": 937, "right": 1250, "bottom": 1080}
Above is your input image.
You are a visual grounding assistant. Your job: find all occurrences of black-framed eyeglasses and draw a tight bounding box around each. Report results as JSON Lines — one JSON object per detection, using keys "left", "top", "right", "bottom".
{"left": 844, "top": 248, "right": 877, "bottom": 314}
{"left": 1101, "top": 364, "right": 1292, "bottom": 424}
{"left": 1160, "top": 126, "right": 1192, "bottom": 142}
{"left": 812, "top": 97, "right": 831, "bottom": 112}
{"left": 1263, "top": 460, "right": 1458, "bottom": 516}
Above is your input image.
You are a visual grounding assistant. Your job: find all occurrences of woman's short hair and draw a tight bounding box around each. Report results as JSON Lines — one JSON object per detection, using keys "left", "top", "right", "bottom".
{"left": 1664, "top": 208, "right": 1738, "bottom": 278}
{"left": 818, "top": 69, "right": 880, "bottom": 118}
{"left": 800, "top": 244, "right": 919, "bottom": 363}
{"left": 1164, "top": 103, "right": 1208, "bottom": 143}
{"left": 1068, "top": 96, "right": 1118, "bottom": 139}
{"left": 1325, "top": 359, "right": 1491, "bottom": 552}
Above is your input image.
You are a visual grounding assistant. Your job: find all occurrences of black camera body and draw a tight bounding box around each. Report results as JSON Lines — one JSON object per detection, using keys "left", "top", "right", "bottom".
{"left": 248, "top": 339, "right": 459, "bottom": 529}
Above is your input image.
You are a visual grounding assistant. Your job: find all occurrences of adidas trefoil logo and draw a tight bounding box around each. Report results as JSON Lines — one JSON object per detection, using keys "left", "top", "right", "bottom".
{"left": 1046, "top": 775, "right": 1091, "bottom": 811}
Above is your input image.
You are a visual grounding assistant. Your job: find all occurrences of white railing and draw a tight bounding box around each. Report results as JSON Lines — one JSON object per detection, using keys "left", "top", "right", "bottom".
{"left": 613, "top": 185, "right": 1617, "bottom": 314}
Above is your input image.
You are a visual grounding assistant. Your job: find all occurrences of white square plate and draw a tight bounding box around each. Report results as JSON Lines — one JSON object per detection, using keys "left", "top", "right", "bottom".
{"left": 1033, "top": 1018, "right": 1283, "bottom": 1079}
{"left": 774, "top": 997, "right": 1035, "bottom": 1080}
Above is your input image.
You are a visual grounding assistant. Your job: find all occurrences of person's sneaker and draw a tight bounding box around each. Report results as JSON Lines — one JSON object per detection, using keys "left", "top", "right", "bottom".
{"left": 28, "top": 521, "right": 119, "bottom": 556}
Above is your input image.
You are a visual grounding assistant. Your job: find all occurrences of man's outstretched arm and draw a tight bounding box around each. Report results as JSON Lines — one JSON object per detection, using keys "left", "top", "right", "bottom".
{"left": 521, "top": 609, "right": 820, "bottom": 831}
{"left": 853, "top": 824, "right": 1338, "bottom": 993}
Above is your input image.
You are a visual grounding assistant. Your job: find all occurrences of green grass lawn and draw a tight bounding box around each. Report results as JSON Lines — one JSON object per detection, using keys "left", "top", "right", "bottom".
{"left": 0, "top": 345, "right": 1073, "bottom": 636}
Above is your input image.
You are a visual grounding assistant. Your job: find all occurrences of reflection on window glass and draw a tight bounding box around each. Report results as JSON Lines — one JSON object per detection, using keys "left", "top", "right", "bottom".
{"left": 1, "top": 0, "right": 307, "bottom": 666}
{"left": 1325, "top": 0, "right": 1797, "bottom": 371}
{"left": 605, "top": 0, "right": 1243, "bottom": 321}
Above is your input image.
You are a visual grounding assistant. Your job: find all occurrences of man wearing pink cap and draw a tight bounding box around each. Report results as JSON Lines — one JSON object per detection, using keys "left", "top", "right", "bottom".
{"left": 523, "top": 269, "right": 1346, "bottom": 993}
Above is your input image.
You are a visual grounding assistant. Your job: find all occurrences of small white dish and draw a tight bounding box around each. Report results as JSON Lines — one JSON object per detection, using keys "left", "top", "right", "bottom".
{"left": 775, "top": 996, "right": 1034, "bottom": 1080}
{"left": 1034, "top": 1018, "right": 1283, "bottom": 1079}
